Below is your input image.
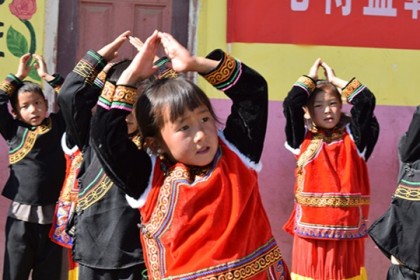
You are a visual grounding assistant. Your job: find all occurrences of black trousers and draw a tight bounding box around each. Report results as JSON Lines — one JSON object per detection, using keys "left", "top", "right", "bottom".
{"left": 78, "top": 262, "right": 147, "bottom": 280}
{"left": 387, "top": 265, "right": 420, "bottom": 280}
{"left": 2, "top": 217, "right": 63, "bottom": 280}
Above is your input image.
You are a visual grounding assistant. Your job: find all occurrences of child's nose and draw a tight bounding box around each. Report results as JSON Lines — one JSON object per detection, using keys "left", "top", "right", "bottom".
{"left": 194, "top": 129, "right": 205, "bottom": 143}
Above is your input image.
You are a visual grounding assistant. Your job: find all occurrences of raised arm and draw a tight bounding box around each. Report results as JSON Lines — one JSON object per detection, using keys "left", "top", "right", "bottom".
{"left": 90, "top": 32, "right": 161, "bottom": 198}
{"left": 58, "top": 31, "right": 130, "bottom": 150}
{"left": 0, "top": 54, "right": 31, "bottom": 140}
{"left": 159, "top": 32, "right": 268, "bottom": 163}
{"left": 283, "top": 59, "right": 321, "bottom": 151}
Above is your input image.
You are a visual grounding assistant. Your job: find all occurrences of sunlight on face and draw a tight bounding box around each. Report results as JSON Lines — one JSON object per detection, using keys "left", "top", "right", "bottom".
{"left": 309, "top": 90, "right": 342, "bottom": 130}
{"left": 159, "top": 104, "right": 219, "bottom": 166}
{"left": 15, "top": 91, "right": 48, "bottom": 126}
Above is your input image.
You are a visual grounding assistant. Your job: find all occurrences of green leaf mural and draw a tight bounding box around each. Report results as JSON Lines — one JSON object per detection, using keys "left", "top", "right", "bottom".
{"left": 6, "top": 25, "right": 28, "bottom": 57}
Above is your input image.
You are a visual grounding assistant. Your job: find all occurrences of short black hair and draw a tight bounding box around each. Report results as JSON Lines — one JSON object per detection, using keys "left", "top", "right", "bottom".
{"left": 11, "top": 81, "right": 45, "bottom": 112}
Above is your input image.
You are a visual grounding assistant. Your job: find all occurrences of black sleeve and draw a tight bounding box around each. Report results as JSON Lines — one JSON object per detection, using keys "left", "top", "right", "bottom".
{"left": 344, "top": 79, "right": 380, "bottom": 161}
{"left": 57, "top": 50, "right": 106, "bottom": 150}
{"left": 399, "top": 106, "right": 420, "bottom": 163}
{"left": 90, "top": 85, "right": 152, "bottom": 199}
{"left": 0, "top": 74, "right": 22, "bottom": 140}
{"left": 202, "top": 49, "right": 268, "bottom": 163}
{"left": 283, "top": 76, "right": 315, "bottom": 150}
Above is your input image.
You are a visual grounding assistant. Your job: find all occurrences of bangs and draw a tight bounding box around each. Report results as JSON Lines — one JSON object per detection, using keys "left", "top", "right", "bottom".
{"left": 151, "top": 77, "right": 214, "bottom": 123}
{"left": 136, "top": 77, "right": 218, "bottom": 139}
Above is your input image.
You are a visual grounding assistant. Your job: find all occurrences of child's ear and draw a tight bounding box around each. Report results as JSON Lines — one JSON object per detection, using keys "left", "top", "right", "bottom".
{"left": 11, "top": 109, "right": 18, "bottom": 119}
{"left": 144, "top": 137, "right": 160, "bottom": 154}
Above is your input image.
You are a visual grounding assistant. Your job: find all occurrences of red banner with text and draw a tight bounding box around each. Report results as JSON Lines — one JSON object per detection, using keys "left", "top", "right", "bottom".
{"left": 227, "top": 0, "right": 420, "bottom": 49}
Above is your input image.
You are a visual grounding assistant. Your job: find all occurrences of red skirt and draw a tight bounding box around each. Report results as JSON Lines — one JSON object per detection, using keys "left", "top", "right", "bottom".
{"left": 291, "top": 236, "right": 367, "bottom": 280}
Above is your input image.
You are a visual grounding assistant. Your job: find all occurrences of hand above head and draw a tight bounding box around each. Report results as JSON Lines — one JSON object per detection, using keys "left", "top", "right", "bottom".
{"left": 117, "top": 30, "right": 161, "bottom": 86}
{"left": 321, "top": 61, "right": 348, "bottom": 89}
{"left": 307, "top": 58, "right": 323, "bottom": 81}
{"left": 15, "top": 53, "right": 32, "bottom": 80}
{"left": 158, "top": 31, "right": 218, "bottom": 73}
{"left": 98, "top": 30, "right": 131, "bottom": 62}
{"left": 129, "top": 36, "right": 144, "bottom": 51}
{"left": 32, "top": 54, "right": 55, "bottom": 82}
{"left": 158, "top": 32, "right": 194, "bottom": 73}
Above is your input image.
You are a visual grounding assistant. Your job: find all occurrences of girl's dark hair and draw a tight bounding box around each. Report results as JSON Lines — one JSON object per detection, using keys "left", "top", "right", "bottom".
{"left": 135, "top": 76, "right": 218, "bottom": 140}
{"left": 307, "top": 80, "right": 342, "bottom": 110}
{"left": 11, "top": 81, "right": 45, "bottom": 112}
{"left": 106, "top": 59, "right": 132, "bottom": 84}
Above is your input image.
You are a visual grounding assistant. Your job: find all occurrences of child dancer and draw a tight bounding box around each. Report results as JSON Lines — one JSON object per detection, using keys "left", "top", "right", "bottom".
{"left": 0, "top": 53, "right": 66, "bottom": 280}
{"left": 90, "top": 30, "right": 291, "bottom": 280}
{"left": 369, "top": 106, "right": 420, "bottom": 279}
{"left": 282, "top": 58, "right": 379, "bottom": 279}
{"left": 57, "top": 31, "right": 147, "bottom": 279}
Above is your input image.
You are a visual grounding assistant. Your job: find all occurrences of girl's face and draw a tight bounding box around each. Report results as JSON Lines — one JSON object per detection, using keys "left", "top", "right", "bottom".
{"left": 309, "top": 90, "right": 342, "bottom": 130}
{"left": 159, "top": 104, "right": 218, "bottom": 167}
{"left": 14, "top": 91, "right": 48, "bottom": 126}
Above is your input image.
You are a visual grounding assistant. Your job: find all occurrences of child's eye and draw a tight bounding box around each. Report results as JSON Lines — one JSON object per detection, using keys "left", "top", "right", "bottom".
{"left": 201, "top": 117, "right": 209, "bottom": 123}
{"left": 178, "top": 125, "right": 189, "bottom": 132}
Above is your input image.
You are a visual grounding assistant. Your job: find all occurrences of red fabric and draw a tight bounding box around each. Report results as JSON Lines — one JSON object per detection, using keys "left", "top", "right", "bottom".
{"left": 140, "top": 140, "right": 289, "bottom": 279}
{"left": 49, "top": 146, "right": 82, "bottom": 248}
{"left": 284, "top": 130, "right": 370, "bottom": 240}
{"left": 291, "top": 235, "right": 365, "bottom": 279}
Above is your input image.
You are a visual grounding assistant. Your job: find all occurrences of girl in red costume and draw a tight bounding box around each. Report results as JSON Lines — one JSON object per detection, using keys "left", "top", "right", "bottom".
{"left": 283, "top": 59, "right": 379, "bottom": 279}
{"left": 91, "top": 30, "right": 291, "bottom": 280}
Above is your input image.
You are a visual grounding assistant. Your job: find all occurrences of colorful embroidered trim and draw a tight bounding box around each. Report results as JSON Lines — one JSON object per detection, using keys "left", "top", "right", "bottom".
{"left": 73, "top": 50, "right": 105, "bottom": 86}
{"left": 169, "top": 239, "right": 283, "bottom": 280}
{"left": 342, "top": 78, "right": 366, "bottom": 103}
{"left": 97, "top": 81, "right": 116, "bottom": 110}
{"left": 9, "top": 118, "right": 52, "bottom": 164}
{"left": 203, "top": 53, "right": 240, "bottom": 91}
{"left": 294, "top": 206, "right": 368, "bottom": 239}
{"left": 77, "top": 169, "right": 113, "bottom": 211}
{"left": 111, "top": 85, "right": 137, "bottom": 111}
{"left": 394, "top": 181, "right": 420, "bottom": 201}
{"left": 296, "top": 192, "right": 370, "bottom": 207}
{"left": 295, "top": 76, "right": 316, "bottom": 95}
{"left": 0, "top": 74, "right": 20, "bottom": 96}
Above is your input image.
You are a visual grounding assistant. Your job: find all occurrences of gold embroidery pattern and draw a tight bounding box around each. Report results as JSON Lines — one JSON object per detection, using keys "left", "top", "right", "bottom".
{"left": 131, "top": 134, "right": 142, "bottom": 149}
{"left": 96, "top": 70, "right": 107, "bottom": 83}
{"left": 143, "top": 165, "right": 186, "bottom": 279}
{"left": 158, "top": 69, "right": 178, "bottom": 80}
{"left": 296, "top": 193, "right": 370, "bottom": 207}
{"left": 296, "top": 76, "right": 316, "bottom": 92}
{"left": 296, "top": 138, "right": 322, "bottom": 178}
{"left": 114, "top": 86, "right": 137, "bottom": 105}
{"left": 9, "top": 119, "right": 52, "bottom": 164}
{"left": 169, "top": 245, "right": 282, "bottom": 280}
{"left": 342, "top": 79, "right": 361, "bottom": 99}
{"left": 73, "top": 59, "right": 98, "bottom": 86}
{"left": 203, "top": 54, "right": 236, "bottom": 86}
{"left": 0, "top": 80, "right": 17, "bottom": 96}
{"left": 77, "top": 173, "right": 113, "bottom": 210}
{"left": 101, "top": 82, "right": 116, "bottom": 103}
{"left": 395, "top": 184, "right": 420, "bottom": 201}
